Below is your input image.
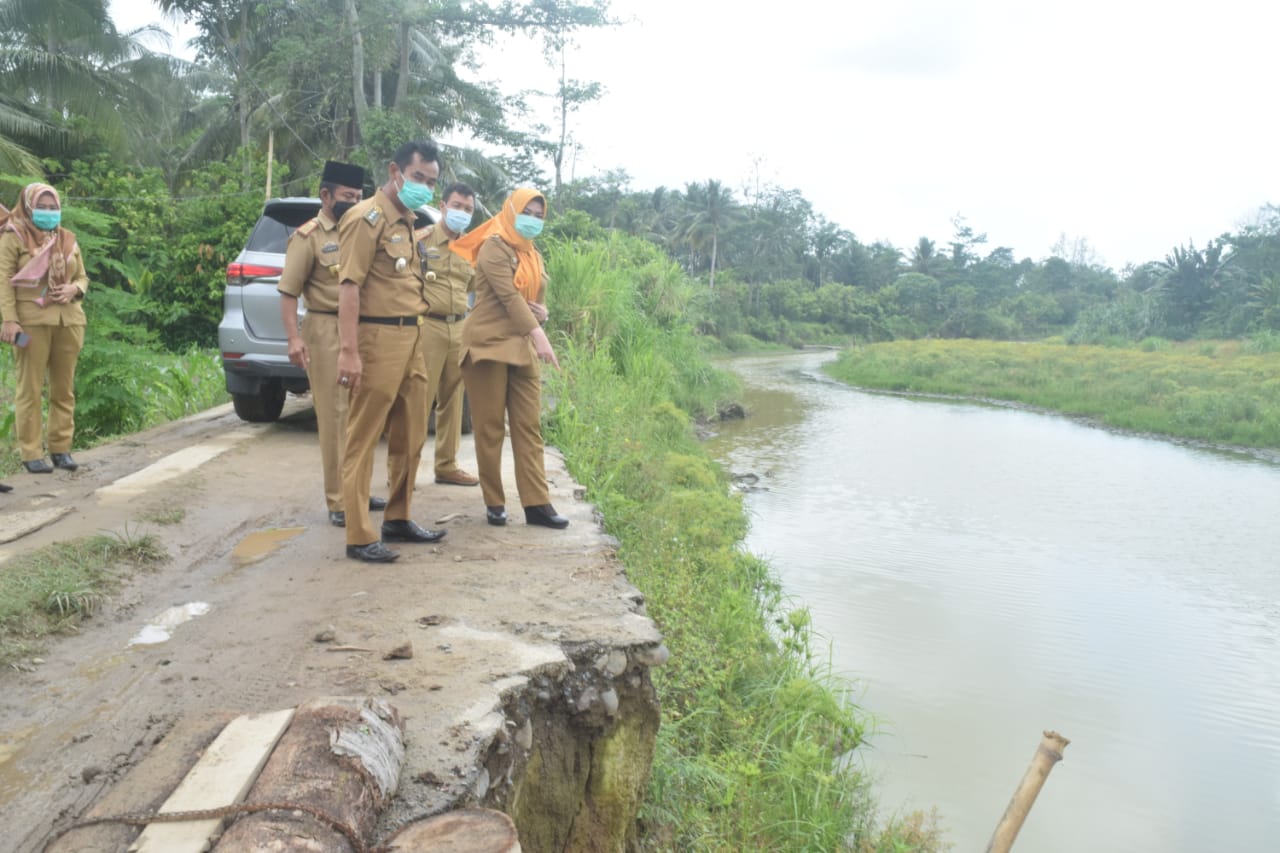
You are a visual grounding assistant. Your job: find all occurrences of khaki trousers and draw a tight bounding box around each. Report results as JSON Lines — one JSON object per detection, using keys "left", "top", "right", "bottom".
{"left": 301, "top": 313, "right": 349, "bottom": 511}
{"left": 459, "top": 355, "right": 549, "bottom": 509}
{"left": 422, "top": 316, "right": 466, "bottom": 476}
{"left": 341, "top": 323, "right": 428, "bottom": 546}
{"left": 14, "top": 323, "right": 84, "bottom": 460}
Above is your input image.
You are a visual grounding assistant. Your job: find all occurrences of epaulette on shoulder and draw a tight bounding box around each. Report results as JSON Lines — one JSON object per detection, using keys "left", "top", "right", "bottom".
{"left": 414, "top": 224, "right": 435, "bottom": 241}
{"left": 295, "top": 218, "right": 319, "bottom": 237}
{"left": 362, "top": 205, "right": 382, "bottom": 226}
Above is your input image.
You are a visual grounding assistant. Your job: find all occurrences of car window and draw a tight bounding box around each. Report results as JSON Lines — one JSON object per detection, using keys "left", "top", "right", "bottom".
{"left": 244, "top": 216, "right": 291, "bottom": 254}
{"left": 244, "top": 204, "right": 319, "bottom": 254}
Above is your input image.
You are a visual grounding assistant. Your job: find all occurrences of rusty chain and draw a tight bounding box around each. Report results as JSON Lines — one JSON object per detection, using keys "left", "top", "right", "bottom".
{"left": 40, "top": 800, "right": 397, "bottom": 853}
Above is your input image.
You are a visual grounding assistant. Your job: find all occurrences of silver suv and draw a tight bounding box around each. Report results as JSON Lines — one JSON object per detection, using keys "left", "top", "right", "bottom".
{"left": 220, "top": 197, "right": 445, "bottom": 422}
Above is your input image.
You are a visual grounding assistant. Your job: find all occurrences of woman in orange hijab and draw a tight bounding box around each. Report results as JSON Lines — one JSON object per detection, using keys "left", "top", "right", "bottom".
{"left": 452, "top": 187, "right": 568, "bottom": 529}
{"left": 0, "top": 183, "right": 89, "bottom": 474}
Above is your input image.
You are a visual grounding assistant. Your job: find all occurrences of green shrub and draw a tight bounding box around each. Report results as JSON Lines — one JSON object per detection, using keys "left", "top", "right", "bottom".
{"left": 1243, "top": 330, "right": 1280, "bottom": 354}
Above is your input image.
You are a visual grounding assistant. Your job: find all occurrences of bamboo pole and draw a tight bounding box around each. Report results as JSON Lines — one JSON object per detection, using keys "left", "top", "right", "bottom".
{"left": 264, "top": 129, "right": 274, "bottom": 201}
{"left": 985, "top": 730, "right": 1070, "bottom": 853}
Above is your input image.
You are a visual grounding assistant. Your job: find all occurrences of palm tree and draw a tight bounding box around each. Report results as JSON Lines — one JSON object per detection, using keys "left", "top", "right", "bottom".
{"left": 910, "top": 237, "right": 938, "bottom": 275}
{"left": 678, "top": 179, "right": 739, "bottom": 289}
{"left": 158, "top": 0, "right": 293, "bottom": 164}
{"left": 0, "top": 0, "right": 158, "bottom": 169}
{"left": 1148, "top": 240, "right": 1235, "bottom": 334}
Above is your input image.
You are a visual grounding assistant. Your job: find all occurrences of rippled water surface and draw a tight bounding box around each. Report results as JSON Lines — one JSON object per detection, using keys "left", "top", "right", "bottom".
{"left": 707, "top": 351, "right": 1280, "bottom": 852}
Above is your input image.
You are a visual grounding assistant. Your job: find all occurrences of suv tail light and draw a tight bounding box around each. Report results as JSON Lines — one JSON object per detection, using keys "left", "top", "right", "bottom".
{"left": 226, "top": 262, "right": 283, "bottom": 286}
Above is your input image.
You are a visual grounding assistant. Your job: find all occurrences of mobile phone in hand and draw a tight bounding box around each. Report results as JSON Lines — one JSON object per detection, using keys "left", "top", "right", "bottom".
{"left": 13, "top": 332, "right": 31, "bottom": 347}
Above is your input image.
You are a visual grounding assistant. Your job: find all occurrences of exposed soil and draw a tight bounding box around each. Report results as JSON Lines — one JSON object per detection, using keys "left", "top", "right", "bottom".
{"left": 0, "top": 396, "right": 659, "bottom": 852}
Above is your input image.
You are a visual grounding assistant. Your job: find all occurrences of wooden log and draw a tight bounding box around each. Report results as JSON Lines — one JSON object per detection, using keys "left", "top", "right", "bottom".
{"left": 212, "top": 697, "right": 404, "bottom": 852}
{"left": 382, "top": 809, "right": 520, "bottom": 852}
{"left": 985, "top": 730, "right": 1071, "bottom": 853}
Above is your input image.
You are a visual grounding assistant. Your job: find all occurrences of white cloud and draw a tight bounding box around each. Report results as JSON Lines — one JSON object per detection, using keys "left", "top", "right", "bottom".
{"left": 531, "top": 0, "right": 1280, "bottom": 268}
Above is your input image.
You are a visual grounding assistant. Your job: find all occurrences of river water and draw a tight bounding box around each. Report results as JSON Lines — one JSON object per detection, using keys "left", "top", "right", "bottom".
{"left": 706, "top": 351, "right": 1280, "bottom": 852}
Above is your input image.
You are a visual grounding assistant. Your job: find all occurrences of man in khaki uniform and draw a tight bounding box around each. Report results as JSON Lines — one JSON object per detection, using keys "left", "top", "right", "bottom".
{"left": 277, "top": 160, "right": 387, "bottom": 527}
{"left": 336, "top": 140, "right": 448, "bottom": 563}
{"left": 418, "top": 182, "right": 479, "bottom": 487}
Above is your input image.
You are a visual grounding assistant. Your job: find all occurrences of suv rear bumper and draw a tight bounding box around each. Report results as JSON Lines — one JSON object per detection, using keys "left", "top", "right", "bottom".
{"left": 222, "top": 356, "right": 309, "bottom": 395}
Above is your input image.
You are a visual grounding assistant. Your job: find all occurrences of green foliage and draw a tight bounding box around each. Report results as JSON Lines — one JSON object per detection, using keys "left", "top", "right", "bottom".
{"left": 73, "top": 340, "right": 227, "bottom": 442}
{"left": 56, "top": 151, "right": 268, "bottom": 348}
{"left": 1138, "top": 336, "right": 1172, "bottom": 352}
{"left": 358, "top": 108, "right": 423, "bottom": 174}
{"left": 1065, "top": 289, "right": 1158, "bottom": 344}
{"left": 1243, "top": 329, "right": 1280, "bottom": 354}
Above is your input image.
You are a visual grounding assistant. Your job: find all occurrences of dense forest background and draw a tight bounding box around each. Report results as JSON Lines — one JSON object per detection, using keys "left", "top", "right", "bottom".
{"left": 3, "top": 0, "right": 1279, "bottom": 362}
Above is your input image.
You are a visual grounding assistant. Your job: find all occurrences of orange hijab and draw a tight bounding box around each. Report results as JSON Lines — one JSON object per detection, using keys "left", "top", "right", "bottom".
{"left": 2, "top": 183, "right": 76, "bottom": 288}
{"left": 451, "top": 187, "right": 546, "bottom": 302}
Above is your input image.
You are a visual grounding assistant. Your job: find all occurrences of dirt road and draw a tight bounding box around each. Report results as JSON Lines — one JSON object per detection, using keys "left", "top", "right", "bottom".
{"left": 0, "top": 397, "right": 661, "bottom": 851}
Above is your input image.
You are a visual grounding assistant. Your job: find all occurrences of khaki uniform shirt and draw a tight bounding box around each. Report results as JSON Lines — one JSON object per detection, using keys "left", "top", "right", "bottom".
{"left": 417, "top": 224, "right": 474, "bottom": 317}
{"left": 0, "top": 231, "right": 88, "bottom": 326}
{"left": 338, "top": 190, "right": 430, "bottom": 317}
{"left": 276, "top": 210, "right": 341, "bottom": 311}
{"left": 460, "top": 235, "right": 546, "bottom": 366}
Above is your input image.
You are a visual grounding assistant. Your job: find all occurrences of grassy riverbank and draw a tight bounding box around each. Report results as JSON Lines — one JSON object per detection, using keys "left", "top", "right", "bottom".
{"left": 827, "top": 339, "right": 1280, "bottom": 449}
{"left": 545, "top": 234, "right": 946, "bottom": 850}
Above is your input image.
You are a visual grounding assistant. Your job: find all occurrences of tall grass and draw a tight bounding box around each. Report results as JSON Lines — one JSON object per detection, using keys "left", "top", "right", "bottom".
{"left": 827, "top": 339, "right": 1280, "bottom": 448}
{"left": 543, "top": 235, "right": 945, "bottom": 850}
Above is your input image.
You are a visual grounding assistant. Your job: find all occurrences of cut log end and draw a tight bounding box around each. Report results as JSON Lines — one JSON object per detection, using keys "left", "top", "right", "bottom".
{"left": 383, "top": 808, "right": 520, "bottom": 853}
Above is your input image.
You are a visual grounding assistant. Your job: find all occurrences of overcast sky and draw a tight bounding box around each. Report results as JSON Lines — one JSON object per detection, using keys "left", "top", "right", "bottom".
{"left": 114, "top": 0, "right": 1279, "bottom": 270}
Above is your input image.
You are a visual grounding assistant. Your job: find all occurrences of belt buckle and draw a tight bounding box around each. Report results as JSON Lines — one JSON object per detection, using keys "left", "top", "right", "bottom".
{"left": 416, "top": 314, "right": 424, "bottom": 326}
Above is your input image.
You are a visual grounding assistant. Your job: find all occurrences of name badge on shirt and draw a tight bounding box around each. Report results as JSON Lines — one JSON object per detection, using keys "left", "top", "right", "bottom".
{"left": 322, "top": 242, "right": 338, "bottom": 253}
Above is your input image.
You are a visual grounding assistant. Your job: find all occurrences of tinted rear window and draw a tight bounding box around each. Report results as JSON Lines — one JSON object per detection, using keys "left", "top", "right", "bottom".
{"left": 244, "top": 202, "right": 321, "bottom": 253}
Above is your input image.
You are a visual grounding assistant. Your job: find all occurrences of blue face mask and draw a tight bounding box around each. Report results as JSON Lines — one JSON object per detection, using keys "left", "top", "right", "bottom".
{"left": 444, "top": 208, "right": 472, "bottom": 234}
{"left": 32, "top": 209, "right": 61, "bottom": 231}
{"left": 396, "top": 174, "right": 433, "bottom": 209}
{"left": 514, "top": 214, "right": 544, "bottom": 239}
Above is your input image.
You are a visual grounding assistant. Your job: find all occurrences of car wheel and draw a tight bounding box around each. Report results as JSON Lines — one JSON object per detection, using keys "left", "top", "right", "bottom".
{"left": 232, "top": 381, "right": 286, "bottom": 422}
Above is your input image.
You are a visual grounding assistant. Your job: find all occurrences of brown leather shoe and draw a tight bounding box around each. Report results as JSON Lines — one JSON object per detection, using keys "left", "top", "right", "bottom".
{"left": 435, "top": 469, "right": 479, "bottom": 486}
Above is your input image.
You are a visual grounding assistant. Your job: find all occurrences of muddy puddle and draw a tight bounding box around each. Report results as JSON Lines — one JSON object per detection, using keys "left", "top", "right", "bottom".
{"left": 230, "top": 527, "right": 306, "bottom": 568}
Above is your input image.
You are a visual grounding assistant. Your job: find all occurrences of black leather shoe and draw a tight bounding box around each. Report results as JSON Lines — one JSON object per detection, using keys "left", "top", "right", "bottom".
{"left": 369, "top": 496, "right": 387, "bottom": 511}
{"left": 486, "top": 505, "right": 508, "bottom": 526}
{"left": 524, "top": 504, "right": 569, "bottom": 529}
{"left": 381, "top": 519, "right": 447, "bottom": 543}
{"left": 23, "top": 458, "right": 53, "bottom": 474}
{"left": 50, "top": 452, "right": 78, "bottom": 471}
{"left": 0, "top": 482, "right": 11, "bottom": 493}
{"left": 329, "top": 510, "right": 346, "bottom": 527}
{"left": 346, "top": 541, "right": 399, "bottom": 563}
